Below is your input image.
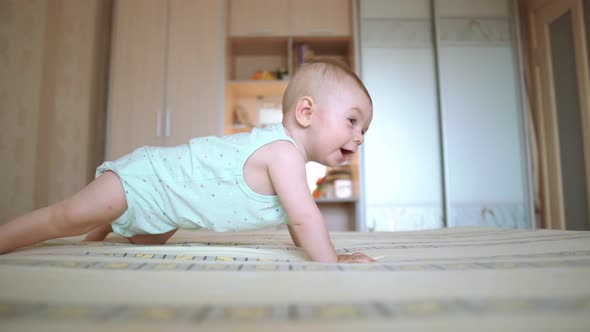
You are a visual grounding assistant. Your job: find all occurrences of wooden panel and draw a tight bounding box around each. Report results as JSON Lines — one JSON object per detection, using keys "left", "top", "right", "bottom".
{"left": 317, "top": 201, "right": 356, "bottom": 231}
{"left": 0, "top": 0, "right": 47, "bottom": 222}
{"left": 530, "top": 0, "right": 590, "bottom": 229}
{"left": 1, "top": 0, "right": 112, "bottom": 221}
{"left": 228, "top": 0, "right": 289, "bottom": 37}
{"left": 229, "top": 80, "right": 288, "bottom": 98}
{"left": 291, "top": 0, "right": 351, "bottom": 37}
{"left": 45, "top": 0, "right": 113, "bottom": 204}
{"left": 165, "top": 0, "right": 224, "bottom": 146}
{"left": 107, "top": 0, "right": 166, "bottom": 159}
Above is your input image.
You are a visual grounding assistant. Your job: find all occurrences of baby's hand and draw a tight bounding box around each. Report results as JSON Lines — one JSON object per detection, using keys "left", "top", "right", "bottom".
{"left": 337, "top": 252, "right": 375, "bottom": 263}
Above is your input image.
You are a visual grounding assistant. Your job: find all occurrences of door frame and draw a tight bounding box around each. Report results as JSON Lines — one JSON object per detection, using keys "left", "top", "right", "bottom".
{"left": 528, "top": 0, "right": 590, "bottom": 229}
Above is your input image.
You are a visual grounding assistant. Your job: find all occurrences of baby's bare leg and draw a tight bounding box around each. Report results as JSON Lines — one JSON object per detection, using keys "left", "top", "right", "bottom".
{"left": 0, "top": 171, "right": 127, "bottom": 254}
{"left": 85, "top": 225, "right": 178, "bottom": 245}
{"left": 129, "top": 229, "right": 178, "bottom": 245}
{"left": 84, "top": 224, "right": 114, "bottom": 242}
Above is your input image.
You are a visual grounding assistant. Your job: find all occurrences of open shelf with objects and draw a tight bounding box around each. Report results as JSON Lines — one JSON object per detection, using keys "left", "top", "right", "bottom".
{"left": 224, "top": 36, "right": 290, "bottom": 135}
{"left": 224, "top": 0, "right": 360, "bottom": 230}
{"left": 291, "top": 37, "right": 354, "bottom": 76}
{"left": 224, "top": 38, "right": 354, "bottom": 132}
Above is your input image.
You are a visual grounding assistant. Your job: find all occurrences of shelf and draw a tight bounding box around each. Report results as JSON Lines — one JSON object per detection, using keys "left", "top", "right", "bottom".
{"left": 224, "top": 0, "right": 358, "bottom": 231}
{"left": 291, "top": 37, "right": 353, "bottom": 75}
{"left": 228, "top": 80, "right": 289, "bottom": 98}
{"left": 229, "top": 37, "right": 289, "bottom": 56}
{"left": 292, "top": 36, "right": 351, "bottom": 53}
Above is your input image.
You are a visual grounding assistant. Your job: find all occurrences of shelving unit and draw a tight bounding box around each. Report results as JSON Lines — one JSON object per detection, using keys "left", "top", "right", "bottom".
{"left": 226, "top": 37, "right": 289, "bottom": 81}
{"left": 224, "top": 0, "right": 360, "bottom": 230}
{"left": 224, "top": 37, "right": 355, "bottom": 135}
{"left": 291, "top": 37, "right": 353, "bottom": 74}
{"left": 228, "top": 80, "right": 289, "bottom": 98}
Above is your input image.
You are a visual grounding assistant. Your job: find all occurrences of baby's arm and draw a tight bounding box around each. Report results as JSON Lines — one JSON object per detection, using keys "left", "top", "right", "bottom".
{"left": 287, "top": 224, "right": 302, "bottom": 247}
{"left": 267, "top": 142, "right": 373, "bottom": 263}
{"left": 289, "top": 222, "right": 372, "bottom": 263}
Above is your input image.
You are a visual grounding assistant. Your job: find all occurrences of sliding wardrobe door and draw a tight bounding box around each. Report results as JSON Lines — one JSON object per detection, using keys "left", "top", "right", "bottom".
{"left": 435, "top": 0, "right": 532, "bottom": 228}
{"left": 359, "top": 0, "right": 533, "bottom": 230}
{"left": 360, "top": 0, "right": 444, "bottom": 231}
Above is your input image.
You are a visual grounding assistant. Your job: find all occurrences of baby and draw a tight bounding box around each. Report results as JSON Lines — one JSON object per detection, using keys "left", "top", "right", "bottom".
{"left": 0, "top": 60, "right": 374, "bottom": 263}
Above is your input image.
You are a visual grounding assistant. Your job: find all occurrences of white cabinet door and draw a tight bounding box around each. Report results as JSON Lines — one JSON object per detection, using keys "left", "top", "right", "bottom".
{"left": 530, "top": 0, "right": 590, "bottom": 230}
{"left": 108, "top": 0, "right": 224, "bottom": 159}
{"left": 291, "top": 0, "right": 351, "bottom": 36}
{"left": 107, "top": 0, "right": 167, "bottom": 160}
{"left": 228, "top": 0, "right": 289, "bottom": 36}
{"left": 165, "top": 0, "right": 224, "bottom": 146}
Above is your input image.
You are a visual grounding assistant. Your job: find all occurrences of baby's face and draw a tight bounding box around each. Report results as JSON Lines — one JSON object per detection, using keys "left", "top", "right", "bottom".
{"left": 309, "top": 79, "right": 373, "bottom": 167}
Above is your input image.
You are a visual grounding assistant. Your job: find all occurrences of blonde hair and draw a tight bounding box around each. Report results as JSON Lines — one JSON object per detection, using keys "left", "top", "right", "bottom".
{"left": 282, "top": 59, "right": 372, "bottom": 114}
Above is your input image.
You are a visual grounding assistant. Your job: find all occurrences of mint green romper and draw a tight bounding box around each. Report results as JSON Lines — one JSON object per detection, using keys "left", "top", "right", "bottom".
{"left": 96, "top": 124, "right": 294, "bottom": 237}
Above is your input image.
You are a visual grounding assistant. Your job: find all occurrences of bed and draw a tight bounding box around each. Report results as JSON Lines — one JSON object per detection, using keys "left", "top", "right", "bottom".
{"left": 0, "top": 227, "right": 589, "bottom": 331}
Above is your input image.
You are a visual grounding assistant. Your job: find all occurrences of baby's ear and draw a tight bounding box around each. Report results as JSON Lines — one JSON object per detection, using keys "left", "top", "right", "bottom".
{"left": 295, "top": 96, "right": 314, "bottom": 127}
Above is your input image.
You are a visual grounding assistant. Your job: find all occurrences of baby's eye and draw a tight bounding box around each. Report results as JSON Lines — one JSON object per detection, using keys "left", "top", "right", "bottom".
{"left": 348, "top": 118, "right": 357, "bottom": 125}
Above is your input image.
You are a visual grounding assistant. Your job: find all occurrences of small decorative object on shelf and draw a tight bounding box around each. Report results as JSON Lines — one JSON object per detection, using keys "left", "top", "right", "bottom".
{"left": 232, "top": 104, "right": 255, "bottom": 129}
{"left": 312, "top": 177, "right": 326, "bottom": 199}
{"left": 275, "top": 67, "right": 289, "bottom": 80}
{"left": 312, "top": 166, "right": 354, "bottom": 200}
{"left": 250, "top": 70, "right": 277, "bottom": 80}
{"left": 257, "top": 96, "right": 283, "bottom": 127}
{"left": 334, "top": 178, "right": 352, "bottom": 199}
{"left": 250, "top": 67, "right": 289, "bottom": 81}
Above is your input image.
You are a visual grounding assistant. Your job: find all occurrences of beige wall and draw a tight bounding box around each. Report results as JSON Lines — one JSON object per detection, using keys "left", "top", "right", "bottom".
{"left": 0, "top": 0, "right": 112, "bottom": 223}
{"left": 0, "top": 0, "right": 46, "bottom": 223}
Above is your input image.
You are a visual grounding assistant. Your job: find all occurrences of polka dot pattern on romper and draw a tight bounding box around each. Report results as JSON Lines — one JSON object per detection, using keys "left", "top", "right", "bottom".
{"left": 108, "top": 124, "right": 292, "bottom": 235}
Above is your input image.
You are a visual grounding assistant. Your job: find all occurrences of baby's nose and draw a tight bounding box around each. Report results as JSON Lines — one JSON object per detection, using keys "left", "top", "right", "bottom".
{"left": 353, "top": 134, "right": 363, "bottom": 145}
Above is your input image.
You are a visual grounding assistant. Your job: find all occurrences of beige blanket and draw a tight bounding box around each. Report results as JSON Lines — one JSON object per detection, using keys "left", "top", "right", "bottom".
{"left": 1, "top": 227, "right": 589, "bottom": 331}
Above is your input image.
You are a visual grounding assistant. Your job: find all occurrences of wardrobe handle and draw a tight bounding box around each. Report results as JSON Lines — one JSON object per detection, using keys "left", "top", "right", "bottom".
{"left": 156, "top": 111, "right": 162, "bottom": 137}
{"left": 165, "top": 110, "right": 171, "bottom": 137}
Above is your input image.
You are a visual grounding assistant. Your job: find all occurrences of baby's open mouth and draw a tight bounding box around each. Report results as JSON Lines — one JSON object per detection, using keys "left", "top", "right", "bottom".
{"left": 340, "top": 148, "right": 354, "bottom": 157}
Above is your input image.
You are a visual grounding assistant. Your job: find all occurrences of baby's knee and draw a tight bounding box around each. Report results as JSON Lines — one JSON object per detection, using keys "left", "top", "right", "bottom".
{"left": 52, "top": 201, "right": 90, "bottom": 236}
{"left": 129, "top": 230, "right": 177, "bottom": 245}
{"left": 128, "top": 234, "right": 158, "bottom": 245}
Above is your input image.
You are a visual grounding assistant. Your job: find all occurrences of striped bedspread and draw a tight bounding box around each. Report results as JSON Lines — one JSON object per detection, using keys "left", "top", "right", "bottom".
{"left": 0, "top": 227, "right": 589, "bottom": 331}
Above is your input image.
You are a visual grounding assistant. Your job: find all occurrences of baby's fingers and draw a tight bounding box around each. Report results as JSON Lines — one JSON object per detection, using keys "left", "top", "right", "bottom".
{"left": 337, "top": 253, "right": 375, "bottom": 263}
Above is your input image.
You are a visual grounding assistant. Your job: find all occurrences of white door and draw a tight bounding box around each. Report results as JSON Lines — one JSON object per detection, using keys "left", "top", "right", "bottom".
{"left": 164, "top": 0, "right": 224, "bottom": 146}
{"left": 530, "top": 0, "right": 590, "bottom": 230}
{"left": 107, "top": 0, "right": 167, "bottom": 160}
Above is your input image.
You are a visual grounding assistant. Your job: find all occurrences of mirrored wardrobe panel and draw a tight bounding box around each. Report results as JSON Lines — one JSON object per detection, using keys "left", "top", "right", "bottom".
{"left": 360, "top": 0, "right": 444, "bottom": 231}
{"left": 359, "top": 0, "right": 532, "bottom": 230}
